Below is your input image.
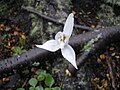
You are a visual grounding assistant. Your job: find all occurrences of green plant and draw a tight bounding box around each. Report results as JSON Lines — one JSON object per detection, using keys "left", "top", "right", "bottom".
{"left": 106, "top": 0, "right": 120, "bottom": 6}
{"left": 17, "top": 69, "right": 61, "bottom": 90}
{"left": 12, "top": 46, "right": 26, "bottom": 56}
{"left": 17, "top": 88, "right": 25, "bottom": 90}
{"left": 0, "top": 22, "right": 29, "bottom": 59}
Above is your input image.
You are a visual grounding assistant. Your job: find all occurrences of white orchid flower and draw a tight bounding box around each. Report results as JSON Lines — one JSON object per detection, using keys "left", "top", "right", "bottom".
{"left": 36, "top": 13, "right": 78, "bottom": 69}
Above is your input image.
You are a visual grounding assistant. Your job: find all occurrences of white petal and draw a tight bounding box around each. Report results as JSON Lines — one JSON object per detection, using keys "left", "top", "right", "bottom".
{"left": 63, "top": 13, "right": 74, "bottom": 38}
{"left": 61, "top": 44, "right": 78, "bottom": 69}
{"left": 55, "top": 31, "right": 63, "bottom": 40}
{"left": 36, "top": 40, "right": 60, "bottom": 52}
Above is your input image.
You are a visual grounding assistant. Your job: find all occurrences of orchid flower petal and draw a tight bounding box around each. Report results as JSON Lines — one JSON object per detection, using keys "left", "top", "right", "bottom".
{"left": 36, "top": 40, "right": 60, "bottom": 52}
{"left": 55, "top": 31, "right": 63, "bottom": 40}
{"left": 63, "top": 13, "right": 74, "bottom": 38}
{"left": 61, "top": 44, "right": 78, "bottom": 69}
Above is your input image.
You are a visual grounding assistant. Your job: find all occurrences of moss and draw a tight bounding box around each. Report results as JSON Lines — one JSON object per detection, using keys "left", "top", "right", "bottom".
{"left": 98, "top": 4, "right": 120, "bottom": 26}
{"left": 0, "top": 3, "right": 9, "bottom": 15}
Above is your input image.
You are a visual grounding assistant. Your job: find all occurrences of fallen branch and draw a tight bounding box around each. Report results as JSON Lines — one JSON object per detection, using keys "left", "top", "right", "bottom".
{"left": 68, "top": 25, "right": 120, "bottom": 74}
{"left": 21, "top": 6, "right": 94, "bottom": 31}
{"left": 0, "top": 25, "right": 120, "bottom": 75}
{"left": 106, "top": 57, "right": 116, "bottom": 90}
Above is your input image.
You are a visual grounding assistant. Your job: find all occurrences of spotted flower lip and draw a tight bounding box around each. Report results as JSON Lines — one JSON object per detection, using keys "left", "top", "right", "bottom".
{"left": 36, "top": 13, "right": 78, "bottom": 69}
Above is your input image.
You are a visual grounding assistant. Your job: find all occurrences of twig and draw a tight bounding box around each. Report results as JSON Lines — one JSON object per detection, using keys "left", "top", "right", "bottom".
{"left": 21, "top": 6, "right": 94, "bottom": 31}
{"left": 22, "top": 78, "right": 29, "bottom": 88}
{"left": 106, "top": 57, "right": 116, "bottom": 90}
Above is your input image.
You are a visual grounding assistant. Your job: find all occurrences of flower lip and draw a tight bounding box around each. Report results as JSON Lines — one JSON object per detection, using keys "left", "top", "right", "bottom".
{"left": 60, "top": 34, "right": 66, "bottom": 43}
{"left": 56, "top": 32, "right": 69, "bottom": 49}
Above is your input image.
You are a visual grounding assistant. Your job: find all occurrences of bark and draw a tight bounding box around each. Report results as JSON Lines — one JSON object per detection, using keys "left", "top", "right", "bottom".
{"left": 0, "top": 25, "right": 120, "bottom": 75}
{"left": 68, "top": 25, "right": 120, "bottom": 74}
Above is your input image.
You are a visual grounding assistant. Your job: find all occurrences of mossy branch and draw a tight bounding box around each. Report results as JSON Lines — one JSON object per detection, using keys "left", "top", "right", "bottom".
{"left": 0, "top": 25, "right": 120, "bottom": 75}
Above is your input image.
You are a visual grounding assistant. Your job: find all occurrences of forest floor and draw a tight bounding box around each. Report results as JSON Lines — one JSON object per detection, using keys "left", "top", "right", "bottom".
{"left": 0, "top": 0, "right": 120, "bottom": 90}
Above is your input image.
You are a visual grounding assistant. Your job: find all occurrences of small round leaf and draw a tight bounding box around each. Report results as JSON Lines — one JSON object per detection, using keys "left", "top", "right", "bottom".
{"left": 36, "top": 69, "right": 46, "bottom": 75}
{"left": 52, "top": 87, "right": 61, "bottom": 90}
{"left": 29, "top": 87, "right": 35, "bottom": 90}
{"left": 29, "top": 78, "right": 38, "bottom": 87}
{"left": 17, "top": 88, "right": 25, "bottom": 90}
{"left": 45, "top": 88, "right": 52, "bottom": 90}
{"left": 37, "top": 74, "right": 45, "bottom": 81}
{"left": 35, "top": 86, "right": 44, "bottom": 90}
{"left": 45, "top": 74, "right": 54, "bottom": 87}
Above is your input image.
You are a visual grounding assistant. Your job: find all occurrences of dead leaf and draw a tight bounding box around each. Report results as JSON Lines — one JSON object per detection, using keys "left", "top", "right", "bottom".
{"left": 91, "top": 25, "right": 95, "bottom": 28}
{"left": 93, "top": 78, "right": 100, "bottom": 83}
{"left": 13, "top": 31, "right": 19, "bottom": 35}
{"left": 109, "top": 47, "right": 115, "bottom": 51}
{"left": 15, "top": 26, "right": 20, "bottom": 31}
{"left": 3, "top": 77, "right": 10, "bottom": 82}
{"left": 8, "top": 42, "right": 11, "bottom": 46}
{"left": 65, "top": 69, "right": 71, "bottom": 76}
{"left": 21, "top": 34, "right": 26, "bottom": 40}
{"left": 115, "top": 55, "right": 120, "bottom": 59}
{"left": 101, "top": 79, "right": 108, "bottom": 88}
{"left": 97, "top": 85, "right": 104, "bottom": 90}
{"left": 97, "top": 58, "right": 102, "bottom": 63}
{"left": 0, "top": 24, "right": 5, "bottom": 28}
{"left": 100, "top": 54, "right": 106, "bottom": 60}
{"left": 111, "top": 53, "right": 115, "bottom": 56}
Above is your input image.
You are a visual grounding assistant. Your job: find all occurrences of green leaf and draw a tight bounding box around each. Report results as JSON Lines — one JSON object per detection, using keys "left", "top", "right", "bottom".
{"left": 13, "top": 46, "right": 22, "bottom": 54}
{"left": 37, "top": 74, "right": 45, "bottom": 81}
{"left": 35, "top": 86, "right": 44, "bottom": 90}
{"left": 13, "top": 53, "right": 18, "bottom": 56}
{"left": 29, "top": 87, "right": 35, "bottom": 90}
{"left": 19, "top": 38, "right": 26, "bottom": 45}
{"left": 36, "top": 69, "right": 46, "bottom": 75}
{"left": 29, "top": 78, "right": 38, "bottom": 87}
{"left": 21, "top": 49, "right": 27, "bottom": 53}
{"left": 13, "top": 46, "right": 26, "bottom": 55}
{"left": 17, "top": 88, "right": 25, "bottom": 90}
{"left": 8, "top": 34, "right": 11, "bottom": 37}
{"left": 45, "top": 74, "right": 54, "bottom": 87}
{"left": 36, "top": 69, "right": 46, "bottom": 81}
{"left": 3, "top": 34, "right": 7, "bottom": 38}
{"left": 52, "top": 87, "right": 61, "bottom": 90}
{"left": 45, "top": 88, "right": 52, "bottom": 90}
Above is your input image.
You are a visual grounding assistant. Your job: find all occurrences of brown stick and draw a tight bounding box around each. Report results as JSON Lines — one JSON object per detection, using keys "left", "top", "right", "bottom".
{"left": 21, "top": 6, "right": 94, "bottom": 31}
{"left": 22, "top": 78, "right": 29, "bottom": 88}
{"left": 106, "top": 57, "right": 116, "bottom": 90}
